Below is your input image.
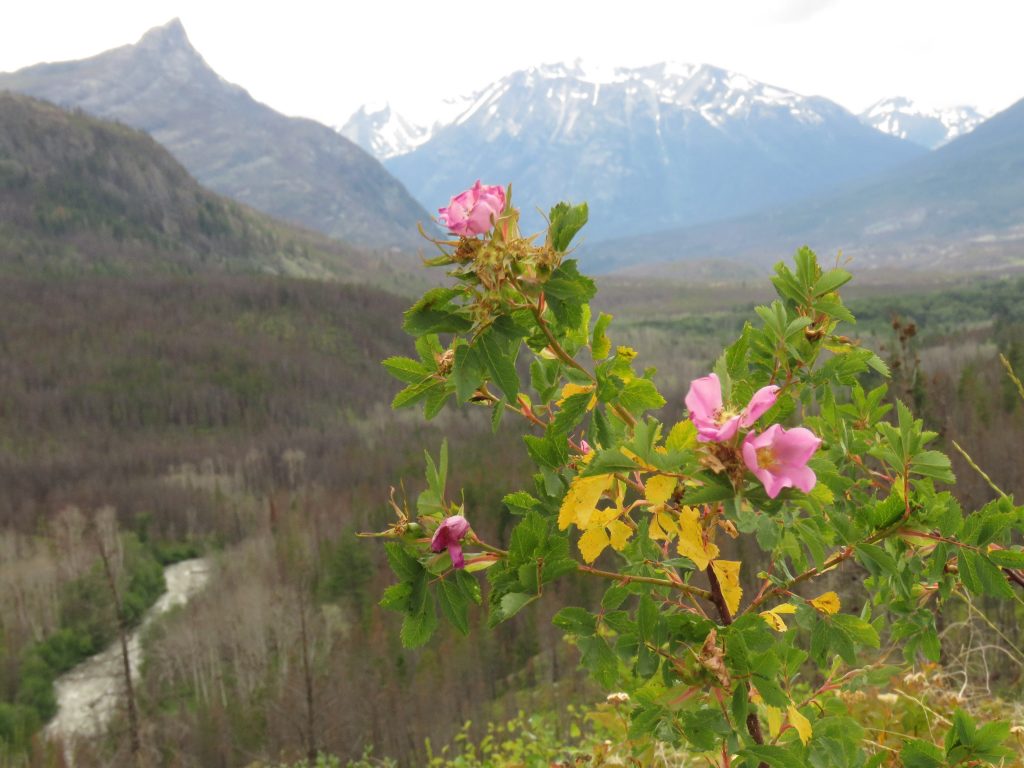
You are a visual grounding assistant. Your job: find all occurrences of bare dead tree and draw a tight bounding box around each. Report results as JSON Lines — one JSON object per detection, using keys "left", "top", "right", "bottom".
{"left": 93, "top": 507, "right": 143, "bottom": 768}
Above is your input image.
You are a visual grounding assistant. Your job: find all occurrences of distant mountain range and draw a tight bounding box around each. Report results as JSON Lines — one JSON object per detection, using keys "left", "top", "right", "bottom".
{"left": 344, "top": 61, "right": 925, "bottom": 241}
{"left": 858, "top": 97, "right": 989, "bottom": 149}
{"left": 0, "top": 91, "right": 423, "bottom": 290}
{"left": 584, "top": 95, "right": 1024, "bottom": 276}
{"left": 0, "top": 19, "right": 428, "bottom": 249}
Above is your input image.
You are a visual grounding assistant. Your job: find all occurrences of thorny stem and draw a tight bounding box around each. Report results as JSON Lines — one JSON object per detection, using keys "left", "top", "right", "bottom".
{"left": 578, "top": 564, "right": 713, "bottom": 601}
{"left": 706, "top": 563, "right": 769, "bottom": 762}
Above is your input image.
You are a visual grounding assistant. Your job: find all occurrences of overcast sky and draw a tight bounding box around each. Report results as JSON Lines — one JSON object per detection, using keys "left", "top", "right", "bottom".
{"left": 3, "top": 0, "right": 1022, "bottom": 126}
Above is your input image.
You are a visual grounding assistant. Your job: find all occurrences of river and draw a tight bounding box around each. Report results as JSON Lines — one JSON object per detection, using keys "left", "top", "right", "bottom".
{"left": 44, "top": 558, "right": 211, "bottom": 749}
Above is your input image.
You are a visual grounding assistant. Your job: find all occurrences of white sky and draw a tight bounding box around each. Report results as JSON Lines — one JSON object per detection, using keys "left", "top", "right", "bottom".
{"left": 2, "top": 0, "right": 1022, "bottom": 126}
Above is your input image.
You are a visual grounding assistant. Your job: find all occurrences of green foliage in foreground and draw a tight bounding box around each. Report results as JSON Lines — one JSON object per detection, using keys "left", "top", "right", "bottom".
{"left": 0, "top": 534, "right": 165, "bottom": 754}
{"left": 369, "top": 189, "right": 1024, "bottom": 767}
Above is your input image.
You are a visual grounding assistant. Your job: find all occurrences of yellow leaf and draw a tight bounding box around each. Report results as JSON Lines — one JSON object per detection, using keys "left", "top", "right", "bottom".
{"left": 666, "top": 419, "right": 697, "bottom": 452}
{"left": 677, "top": 507, "right": 719, "bottom": 570}
{"left": 711, "top": 560, "right": 742, "bottom": 615}
{"left": 760, "top": 609, "right": 790, "bottom": 632}
{"left": 558, "top": 383, "right": 597, "bottom": 410}
{"left": 606, "top": 519, "right": 632, "bottom": 552}
{"left": 645, "top": 475, "right": 677, "bottom": 505}
{"left": 558, "top": 473, "right": 612, "bottom": 531}
{"left": 579, "top": 527, "right": 610, "bottom": 563}
{"left": 764, "top": 705, "right": 784, "bottom": 738}
{"left": 649, "top": 511, "right": 679, "bottom": 542}
{"left": 787, "top": 704, "right": 812, "bottom": 745}
{"left": 809, "top": 591, "right": 841, "bottom": 615}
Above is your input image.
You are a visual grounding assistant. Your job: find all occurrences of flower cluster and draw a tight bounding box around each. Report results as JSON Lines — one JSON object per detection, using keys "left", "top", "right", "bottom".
{"left": 685, "top": 373, "right": 821, "bottom": 498}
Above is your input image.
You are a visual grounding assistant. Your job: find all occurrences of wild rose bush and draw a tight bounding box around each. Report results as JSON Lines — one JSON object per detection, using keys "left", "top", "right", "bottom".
{"left": 368, "top": 184, "right": 1024, "bottom": 767}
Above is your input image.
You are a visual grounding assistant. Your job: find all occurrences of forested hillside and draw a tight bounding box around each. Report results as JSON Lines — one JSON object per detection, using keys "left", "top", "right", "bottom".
{"left": 0, "top": 92, "right": 423, "bottom": 291}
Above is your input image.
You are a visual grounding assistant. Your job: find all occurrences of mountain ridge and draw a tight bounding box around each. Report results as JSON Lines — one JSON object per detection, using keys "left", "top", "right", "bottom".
{"left": 374, "top": 60, "right": 926, "bottom": 241}
{"left": 583, "top": 95, "right": 1024, "bottom": 276}
{"left": 0, "top": 19, "right": 429, "bottom": 249}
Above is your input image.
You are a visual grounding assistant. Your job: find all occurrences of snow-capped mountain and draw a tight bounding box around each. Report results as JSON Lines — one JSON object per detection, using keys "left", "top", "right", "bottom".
{"left": 339, "top": 95, "right": 476, "bottom": 159}
{"left": 859, "top": 97, "right": 989, "bottom": 149}
{"left": 378, "top": 60, "right": 925, "bottom": 242}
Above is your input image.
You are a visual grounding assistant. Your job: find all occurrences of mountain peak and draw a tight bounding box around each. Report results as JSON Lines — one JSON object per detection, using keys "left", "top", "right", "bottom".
{"left": 136, "top": 18, "right": 194, "bottom": 51}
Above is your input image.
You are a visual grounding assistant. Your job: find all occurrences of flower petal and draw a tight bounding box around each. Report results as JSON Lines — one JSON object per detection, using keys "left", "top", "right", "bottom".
{"left": 740, "top": 385, "right": 780, "bottom": 427}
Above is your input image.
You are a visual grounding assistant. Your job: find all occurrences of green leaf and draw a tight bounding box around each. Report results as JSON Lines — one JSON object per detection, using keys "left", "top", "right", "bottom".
{"left": 855, "top": 543, "right": 898, "bottom": 577}
{"left": 391, "top": 377, "right": 442, "bottom": 409}
{"left": 400, "top": 602, "right": 438, "bottom": 648}
{"left": 379, "top": 582, "right": 411, "bottom": 612}
{"left": 577, "top": 635, "right": 618, "bottom": 688}
{"left": 899, "top": 739, "right": 943, "bottom": 768}
{"left": 551, "top": 391, "right": 593, "bottom": 436}
{"left": 544, "top": 260, "right": 596, "bottom": 328}
{"left": 739, "top": 744, "right": 804, "bottom": 768}
{"left": 592, "top": 312, "right": 613, "bottom": 360}
{"left": 523, "top": 433, "right": 568, "bottom": 470}
{"left": 987, "top": 548, "right": 1024, "bottom": 568}
{"left": 548, "top": 202, "right": 589, "bottom": 251}
{"left": 813, "top": 268, "right": 853, "bottom": 297}
{"left": 438, "top": 576, "right": 470, "bottom": 635}
{"left": 552, "top": 606, "right": 597, "bottom": 636}
{"left": 382, "top": 356, "right": 430, "bottom": 384}
{"left": 385, "top": 543, "right": 422, "bottom": 581}
{"left": 500, "top": 592, "right": 537, "bottom": 619}
{"left": 617, "top": 378, "right": 666, "bottom": 415}
{"left": 502, "top": 491, "right": 540, "bottom": 516}
{"left": 910, "top": 450, "right": 955, "bottom": 484}
{"left": 959, "top": 550, "right": 1015, "bottom": 599}
{"left": 475, "top": 327, "right": 519, "bottom": 400}
{"left": 403, "top": 287, "right": 472, "bottom": 335}
{"left": 452, "top": 343, "right": 484, "bottom": 402}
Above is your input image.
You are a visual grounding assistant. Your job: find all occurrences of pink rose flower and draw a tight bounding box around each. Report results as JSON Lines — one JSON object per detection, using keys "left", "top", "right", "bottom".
{"left": 684, "top": 373, "right": 780, "bottom": 443}
{"left": 438, "top": 181, "right": 506, "bottom": 237}
{"left": 430, "top": 514, "right": 471, "bottom": 568}
{"left": 742, "top": 424, "right": 822, "bottom": 499}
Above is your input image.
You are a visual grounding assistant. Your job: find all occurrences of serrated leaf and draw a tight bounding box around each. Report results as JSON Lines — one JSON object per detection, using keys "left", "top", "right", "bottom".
{"left": 987, "top": 548, "right": 1024, "bottom": 568}
{"left": 544, "top": 260, "right": 596, "bottom": 328}
{"left": 391, "top": 377, "right": 442, "bottom": 409}
{"left": 500, "top": 592, "right": 537, "bottom": 619}
{"left": 438, "top": 576, "right": 470, "bottom": 634}
{"left": 400, "top": 600, "right": 437, "bottom": 648}
{"left": 403, "top": 287, "right": 472, "bottom": 335}
{"left": 548, "top": 202, "right": 589, "bottom": 251}
{"left": 553, "top": 606, "right": 597, "bottom": 636}
{"left": 475, "top": 327, "right": 519, "bottom": 399}
{"left": 503, "top": 491, "right": 539, "bottom": 516}
{"left": 382, "top": 356, "right": 430, "bottom": 384}
{"left": 551, "top": 391, "right": 594, "bottom": 436}
{"left": 385, "top": 543, "right": 422, "bottom": 581}
{"left": 813, "top": 268, "right": 853, "bottom": 297}
{"left": 617, "top": 377, "right": 666, "bottom": 415}
{"left": 666, "top": 419, "right": 697, "bottom": 452}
